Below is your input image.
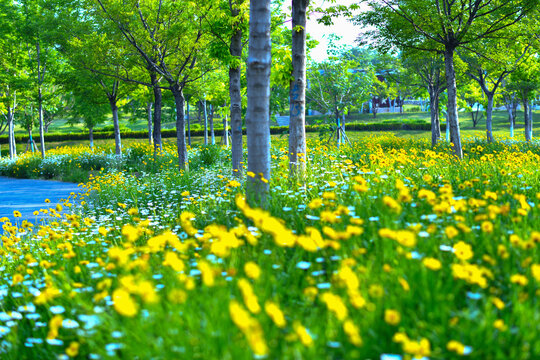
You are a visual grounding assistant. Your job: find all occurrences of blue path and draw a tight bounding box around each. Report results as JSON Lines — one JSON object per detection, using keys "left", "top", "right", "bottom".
{"left": 0, "top": 176, "right": 80, "bottom": 222}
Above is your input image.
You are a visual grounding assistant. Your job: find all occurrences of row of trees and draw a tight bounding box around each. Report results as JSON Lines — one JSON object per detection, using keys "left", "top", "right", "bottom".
{"left": 3, "top": 0, "right": 540, "bottom": 201}
{"left": 357, "top": 0, "right": 540, "bottom": 158}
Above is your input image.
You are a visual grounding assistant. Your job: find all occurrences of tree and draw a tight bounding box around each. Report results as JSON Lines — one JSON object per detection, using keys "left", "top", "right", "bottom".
{"left": 507, "top": 55, "right": 540, "bottom": 141}
{"left": 94, "top": 0, "right": 216, "bottom": 170}
{"left": 246, "top": 0, "right": 272, "bottom": 207}
{"left": 19, "top": 0, "right": 62, "bottom": 158}
{"left": 358, "top": 0, "right": 538, "bottom": 158}
{"left": 401, "top": 50, "right": 446, "bottom": 146}
{"left": 461, "top": 36, "right": 531, "bottom": 142}
{"left": 288, "top": 0, "right": 309, "bottom": 177}
{"left": 306, "top": 53, "right": 374, "bottom": 143}
{"left": 0, "top": 0, "right": 26, "bottom": 159}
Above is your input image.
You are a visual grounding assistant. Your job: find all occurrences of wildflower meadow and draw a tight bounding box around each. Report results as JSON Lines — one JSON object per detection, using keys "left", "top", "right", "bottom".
{"left": 0, "top": 134, "right": 539, "bottom": 359}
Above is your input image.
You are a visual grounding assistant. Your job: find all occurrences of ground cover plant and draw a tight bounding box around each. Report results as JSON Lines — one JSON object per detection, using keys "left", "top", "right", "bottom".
{"left": 0, "top": 135, "right": 539, "bottom": 359}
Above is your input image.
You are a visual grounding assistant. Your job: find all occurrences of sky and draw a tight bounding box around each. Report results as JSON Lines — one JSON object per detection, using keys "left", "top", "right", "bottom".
{"left": 305, "top": 0, "right": 363, "bottom": 62}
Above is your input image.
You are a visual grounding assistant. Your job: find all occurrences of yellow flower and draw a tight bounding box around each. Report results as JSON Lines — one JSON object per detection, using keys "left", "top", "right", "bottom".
{"left": 320, "top": 292, "right": 348, "bottom": 321}
{"left": 11, "top": 273, "right": 24, "bottom": 286}
{"left": 293, "top": 321, "right": 313, "bottom": 347}
{"left": 453, "top": 241, "right": 473, "bottom": 261}
{"left": 445, "top": 226, "right": 459, "bottom": 239}
{"left": 423, "top": 257, "right": 442, "bottom": 271}
{"left": 493, "top": 319, "right": 507, "bottom": 331}
{"left": 447, "top": 340, "right": 466, "bottom": 355}
{"left": 510, "top": 274, "right": 528, "bottom": 286}
{"left": 66, "top": 341, "right": 80, "bottom": 357}
{"left": 343, "top": 319, "right": 362, "bottom": 347}
{"left": 112, "top": 288, "right": 138, "bottom": 317}
{"left": 264, "top": 301, "right": 286, "bottom": 328}
{"left": 383, "top": 196, "right": 402, "bottom": 213}
{"left": 13, "top": 210, "right": 21, "bottom": 218}
{"left": 491, "top": 297, "right": 505, "bottom": 310}
{"left": 481, "top": 221, "right": 494, "bottom": 233}
{"left": 384, "top": 309, "right": 401, "bottom": 325}
{"left": 244, "top": 262, "right": 261, "bottom": 280}
{"left": 531, "top": 264, "right": 540, "bottom": 282}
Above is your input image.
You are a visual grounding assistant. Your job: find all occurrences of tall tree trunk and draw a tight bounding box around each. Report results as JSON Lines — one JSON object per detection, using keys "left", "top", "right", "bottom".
{"left": 150, "top": 72, "right": 162, "bottom": 152}
{"left": 528, "top": 100, "right": 533, "bottom": 141}
{"left": 38, "top": 86, "right": 46, "bottom": 158}
{"left": 203, "top": 99, "right": 208, "bottom": 145}
{"left": 187, "top": 100, "right": 191, "bottom": 146}
{"left": 429, "top": 87, "right": 440, "bottom": 147}
{"left": 289, "top": 0, "right": 309, "bottom": 178}
{"left": 147, "top": 102, "right": 153, "bottom": 145}
{"left": 198, "top": 101, "right": 202, "bottom": 126}
{"left": 171, "top": 85, "right": 188, "bottom": 170}
{"left": 8, "top": 109, "right": 16, "bottom": 160}
{"left": 246, "top": 0, "right": 272, "bottom": 207}
{"left": 110, "top": 98, "right": 122, "bottom": 156}
{"left": 523, "top": 95, "right": 531, "bottom": 141}
{"left": 443, "top": 46, "right": 463, "bottom": 159}
{"left": 486, "top": 92, "right": 494, "bottom": 142}
{"left": 209, "top": 104, "right": 215, "bottom": 145}
{"left": 223, "top": 114, "right": 229, "bottom": 147}
{"left": 89, "top": 126, "right": 94, "bottom": 149}
{"left": 229, "top": 7, "right": 243, "bottom": 175}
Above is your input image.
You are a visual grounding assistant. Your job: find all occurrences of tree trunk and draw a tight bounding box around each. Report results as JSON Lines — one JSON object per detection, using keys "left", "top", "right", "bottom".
{"left": 246, "top": 0, "right": 272, "bottom": 207}
{"left": 89, "top": 126, "right": 94, "bottom": 149}
{"left": 429, "top": 87, "right": 440, "bottom": 147}
{"left": 187, "top": 100, "right": 191, "bottom": 146}
{"left": 171, "top": 85, "right": 188, "bottom": 170}
{"left": 528, "top": 100, "right": 533, "bottom": 140}
{"left": 209, "top": 104, "right": 215, "bottom": 145}
{"left": 150, "top": 72, "right": 162, "bottom": 152}
{"left": 110, "top": 98, "right": 122, "bottom": 156}
{"left": 198, "top": 101, "right": 202, "bottom": 126}
{"left": 229, "top": 9, "right": 243, "bottom": 176}
{"left": 147, "top": 102, "right": 153, "bottom": 145}
{"left": 8, "top": 108, "right": 16, "bottom": 160}
{"left": 443, "top": 46, "right": 463, "bottom": 159}
{"left": 523, "top": 95, "right": 531, "bottom": 141}
{"left": 223, "top": 114, "right": 229, "bottom": 147}
{"left": 38, "top": 87, "right": 46, "bottom": 158}
{"left": 203, "top": 99, "right": 208, "bottom": 145}
{"left": 486, "top": 93, "right": 494, "bottom": 142}
{"left": 289, "top": 0, "right": 309, "bottom": 178}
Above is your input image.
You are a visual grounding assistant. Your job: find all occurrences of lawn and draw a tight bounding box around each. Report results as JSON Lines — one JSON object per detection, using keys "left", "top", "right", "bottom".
{"left": 0, "top": 135, "right": 539, "bottom": 359}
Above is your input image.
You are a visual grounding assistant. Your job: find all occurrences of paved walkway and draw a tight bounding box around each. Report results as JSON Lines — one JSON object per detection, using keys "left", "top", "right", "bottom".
{"left": 0, "top": 176, "right": 80, "bottom": 222}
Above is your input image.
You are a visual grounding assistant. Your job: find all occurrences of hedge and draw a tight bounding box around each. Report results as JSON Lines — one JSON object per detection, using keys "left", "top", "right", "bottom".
{"left": 0, "top": 122, "right": 444, "bottom": 144}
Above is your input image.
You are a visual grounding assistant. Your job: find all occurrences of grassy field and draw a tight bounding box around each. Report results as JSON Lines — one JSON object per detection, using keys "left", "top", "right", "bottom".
{"left": 0, "top": 136, "right": 539, "bottom": 359}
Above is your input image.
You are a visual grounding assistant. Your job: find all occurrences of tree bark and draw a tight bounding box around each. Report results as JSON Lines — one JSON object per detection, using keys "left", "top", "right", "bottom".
{"left": 246, "top": 0, "right": 272, "bottom": 207}
{"left": 187, "top": 100, "right": 191, "bottom": 146}
{"left": 147, "top": 102, "right": 153, "bottom": 145}
{"left": 203, "top": 99, "right": 208, "bottom": 145}
{"left": 289, "top": 0, "right": 309, "bottom": 178}
{"left": 150, "top": 72, "right": 162, "bottom": 152}
{"left": 110, "top": 98, "right": 122, "bottom": 156}
{"left": 443, "top": 46, "right": 463, "bottom": 159}
{"left": 209, "top": 104, "right": 215, "bottom": 145}
{"left": 223, "top": 114, "right": 229, "bottom": 147}
{"left": 523, "top": 95, "right": 531, "bottom": 141}
{"left": 171, "top": 85, "right": 188, "bottom": 170}
{"left": 8, "top": 108, "right": 16, "bottom": 160}
{"left": 38, "top": 86, "right": 46, "bottom": 158}
{"left": 429, "top": 87, "right": 441, "bottom": 147}
{"left": 229, "top": 6, "right": 243, "bottom": 176}
{"left": 486, "top": 93, "right": 494, "bottom": 142}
